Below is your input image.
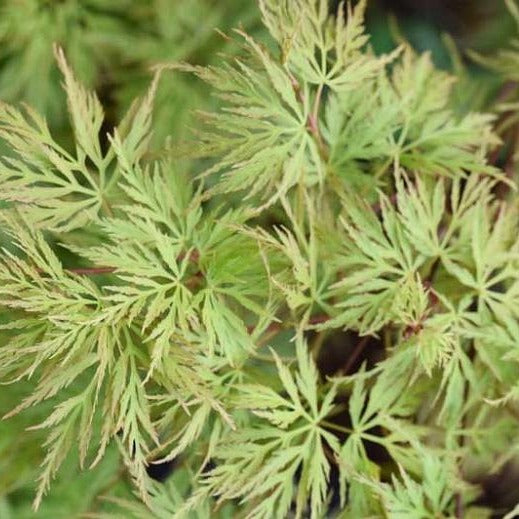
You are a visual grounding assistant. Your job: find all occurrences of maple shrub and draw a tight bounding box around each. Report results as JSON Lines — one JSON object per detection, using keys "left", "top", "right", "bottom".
{"left": 2, "top": 0, "right": 519, "bottom": 518}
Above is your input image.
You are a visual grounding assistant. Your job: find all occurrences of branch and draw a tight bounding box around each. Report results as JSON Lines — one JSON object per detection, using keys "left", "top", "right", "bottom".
{"left": 65, "top": 266, "right": 116, "bottom": 275}
{"left": 337, "top": 335, "right": 370, "bottom": 376}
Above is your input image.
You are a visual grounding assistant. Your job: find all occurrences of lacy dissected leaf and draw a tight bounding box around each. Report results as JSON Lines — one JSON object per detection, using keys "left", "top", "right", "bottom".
{"left": 340, "top": 349, "right": 424, "bottom": 474}
{"left": 358, "top": 451, "right": 463, "bottom": 519}
{"left": 326, "top": 188, "right": 422, "bottom": 335}
{"left": 242, "top": 195, "right": 335, "bottom": 324}
{"left": 0, "top": 215, "right": 157, "bottom": 508}
{"left": 323, "top": 71, "right": 401, "bottom": 192}
{"left": 191, "top": 336, "right": 340, "bottom": 519}
{"left": 260, "top": 0, "right": 383, "bottom": 91}
{"left": 75, "top": 155, "right": 273, "bottom": 368}
{"left": 325, "top": 48, "right": 499, "bottom": 196}
{"left": 0, "top": 47, "right": 158, "bottom": 232}
{"left": 389, "top": 47, "right": 499, "bottom": 178}
{"left": 325, "top": 171, "right": 505, "bottom": 337}
{"left": 442, "top": 198, "right": 519, "bottom": 330}
{"left": 178, "top": 33, "right": 323, "bottom": 205}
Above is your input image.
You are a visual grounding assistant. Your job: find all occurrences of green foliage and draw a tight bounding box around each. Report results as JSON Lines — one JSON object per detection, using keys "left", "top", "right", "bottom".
{"left": 0, "top": 0, "right": 137, "bottom": 124}
{"left": 1, "top": 0, "right": 519, "bottom": 518}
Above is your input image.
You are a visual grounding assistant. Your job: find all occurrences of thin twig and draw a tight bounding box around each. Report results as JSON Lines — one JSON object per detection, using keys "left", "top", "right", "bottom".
{"left": 66, "top": 266, "right": 117, "bottom": 275}
{"left": 337, "top": 335, "right": 370, "bottom": 376}
{"left": 321, "top": 420, "right": 354, "bottom": 435}
{"left": 288, "top": 73, "right": 329, "bottom": 160}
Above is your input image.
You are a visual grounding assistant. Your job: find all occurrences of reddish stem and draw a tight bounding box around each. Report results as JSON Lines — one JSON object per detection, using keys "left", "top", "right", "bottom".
{"left": 66, "top": 266, "right": 116, "bottom": 275}
{"left": 339, "top": 336, "right": 370, "bottom": 376}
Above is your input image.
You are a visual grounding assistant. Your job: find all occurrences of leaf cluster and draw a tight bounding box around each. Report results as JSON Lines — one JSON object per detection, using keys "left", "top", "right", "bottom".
{"left": 1, "top": 1, "right": 519, "bottom": 518}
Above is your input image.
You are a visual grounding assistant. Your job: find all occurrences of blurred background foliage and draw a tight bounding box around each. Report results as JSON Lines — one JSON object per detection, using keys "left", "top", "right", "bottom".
{"left": 0, "top": 0, "right": 517, "bottom": 516}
